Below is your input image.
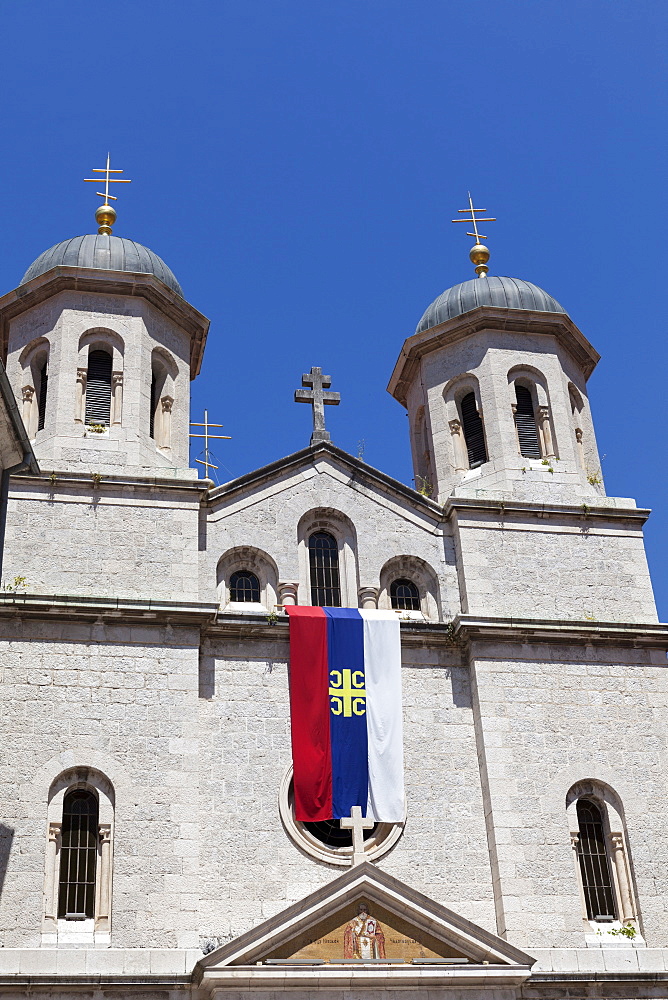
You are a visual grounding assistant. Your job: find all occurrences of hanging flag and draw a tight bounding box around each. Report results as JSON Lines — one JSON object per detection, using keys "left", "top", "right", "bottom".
{"left": 286, "top": 606, "right": 404, "bottom": 823}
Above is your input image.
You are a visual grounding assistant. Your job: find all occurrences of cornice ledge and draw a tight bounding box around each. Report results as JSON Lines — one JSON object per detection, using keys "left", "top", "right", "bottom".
{"left": 443, "top": 496, "right": 650, "bottom": 524}
{"left": 388, "top": 306, "right": 599, "bottom": 405}
{"left": 11, "top": 470, "right": 209, "bottom": 494}
{"left": 0, "top": 593, "right": 218, "bottom": 626}
{"left": 0, "top": 267, "right": 210, "bottom": 377}
{"left": 455, "top": 614, "right": 668, "bottom": 647}
{"left": 199, "top": 965, "right": 532, "bottom": 989}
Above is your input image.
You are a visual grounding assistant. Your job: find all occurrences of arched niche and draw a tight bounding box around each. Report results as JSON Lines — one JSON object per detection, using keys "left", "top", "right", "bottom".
{"left": 217, "top": 545, "right": 279, "bottom": 610}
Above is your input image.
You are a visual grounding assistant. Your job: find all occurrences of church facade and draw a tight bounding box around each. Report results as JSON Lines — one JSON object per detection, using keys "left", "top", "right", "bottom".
{"left": 0, "top": 214, "right": 666, "bottom": 1000}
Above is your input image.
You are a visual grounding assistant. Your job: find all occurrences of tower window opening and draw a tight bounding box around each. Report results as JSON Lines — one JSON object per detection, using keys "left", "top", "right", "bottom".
{"left": 84, "top": 349, "right": 112, "bottom": 426}
{"left": 460, "top": 392, "right": 487, "bottom": 467}
{"left": 57, "top": 789, "right": 98, "bottom": 920}
{"left": 37, "top": 360, "right": 48, "bottom": 431}
{"left": 309, "top": 531, "right": 341, "bottom": 607}
{"left": 149, "top": 374, "right": 157, "bottom": 439}
{"left": 229, "top": 570, "right": 260, "bottom": 603}
{"left": 576, "top": 799, "right": 618, "bottom": 921}
{"left": 390, "top": 578, "right": 420, "bottom": 611}
{"left": 514, "top": 384, "right": 541, "bottom": 459}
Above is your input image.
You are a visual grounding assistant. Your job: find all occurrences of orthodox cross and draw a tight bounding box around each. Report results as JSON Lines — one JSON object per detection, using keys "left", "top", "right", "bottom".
{"left": 190, "top": 410, "right": 231, "bottom": 480}
{"left": 294, "top": 366, "right": 340, "bottom": 445}
{"left": 84, "top": 154, "right": 132, "bottom": 235}
{"left": 340, "top": 805, "right": 374, "bottom": 866}
{"left": 84, "top": 153, "right": 131, "bottom": 205}
{"left": 451, "top": 192, "right": 497, "bottom": 277}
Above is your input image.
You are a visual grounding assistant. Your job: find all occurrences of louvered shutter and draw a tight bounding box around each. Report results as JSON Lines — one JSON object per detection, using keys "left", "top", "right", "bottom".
{"left": 460, "top": 392, "right": 488, "bottom": 467}
{"left": 514, "top": 384, "right": 541, "bottom": 458}
{"left": 84, "top": 350, "right": 112, "bottom": 425}
{"left": 37, "top": 362, "right": 48, "bottom": 431}
{"left": 149, "top": 374, "right": 157, "bottom": 439}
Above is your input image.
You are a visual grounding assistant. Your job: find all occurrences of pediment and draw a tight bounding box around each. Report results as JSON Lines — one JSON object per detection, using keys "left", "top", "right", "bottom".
{"left": 196, "top": 862, "right": 534, "bottom": 989}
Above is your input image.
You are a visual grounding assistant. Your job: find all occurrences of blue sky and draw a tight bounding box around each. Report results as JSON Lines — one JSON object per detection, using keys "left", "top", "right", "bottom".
{"left": 1, "top": 1, "right": 666, "bottom": 616}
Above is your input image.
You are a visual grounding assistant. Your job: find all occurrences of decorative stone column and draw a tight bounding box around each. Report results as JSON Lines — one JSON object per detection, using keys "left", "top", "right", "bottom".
{"left": 43, "top": 821, "right": 62, "bottom": 930}
{"left": 537, "top": 405, "right": 556, "bottom": 459}
{"left": 449, "top": 418, "right": 468, "bottom": 473}
{"left": 21, "top": 385, "right": 35, "bottom": 438}
{"left": 278, "top": 581, "right": 299, "bottom": 606}
{"left": 111, "top": 372, "right": 124, "bottom": 425}
{"left": 158, "top": 395, "right": 174, "bottom": 448}
{"left": 358, "top": 586, "right": 379, "bottom": 609}
{"left": 575, "top": 427, "right": 586, "bottom": 470}
{"left": 610, "top": 832, "right": 634, "bottom": 922}
{"left": 75, "top": 368, "right": 87, "bottom": 423}
{"left": 96, "top": 824, "right": 112, "bottom": 931}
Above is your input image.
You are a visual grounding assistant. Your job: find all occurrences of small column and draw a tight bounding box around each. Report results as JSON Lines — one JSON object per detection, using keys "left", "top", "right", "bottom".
{"left": 158, "top": 395, "right": 174, "bottom": 448}
{"left": 278, "top": 581, "right": 299, "bottom": 606}
{"left": 610, "top": 832, "right": 634, "bottom": 922}
{"left": 537, "top": 405, "right": 556, "bottom": 459}
{"left": 21, "top": 386, "right": 35, "bottom": 438}
{"left": 449, "top": 418, "right": 468, "bottom": 473}
{"left": 570, "top": 832, "right": 588, "bottom": 920}
{"left": 96, "top": 824, "right": 112, "bottom": 931}
{"left": 111, "top": 373, "right": 124, "bottom": 426}
{"left": 43, "top": 821, "right": 61, "bottom": 929}
{"left": 358, "top": 586, "right": 378, "bottom": 610}
{"left": 75, "top": 368, "right": 87, "bottom": 423}
{"left": 575, "top": 427, "right": 586, "bottom": 470}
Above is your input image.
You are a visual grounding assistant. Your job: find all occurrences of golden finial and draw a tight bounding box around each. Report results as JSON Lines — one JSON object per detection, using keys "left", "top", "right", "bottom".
{"left": 84, "top": 154, "right": 132, "bottom": 235}
{"left": 451, "top": 192, "right": 497, "bottom": 278}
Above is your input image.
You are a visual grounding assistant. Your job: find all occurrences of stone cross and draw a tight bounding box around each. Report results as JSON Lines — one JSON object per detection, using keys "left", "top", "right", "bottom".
{"left": 294, "top": 366, "right": 340, "bottom": 445}
{"left": 340, "top": 805, "right": 374, "bottom": 866}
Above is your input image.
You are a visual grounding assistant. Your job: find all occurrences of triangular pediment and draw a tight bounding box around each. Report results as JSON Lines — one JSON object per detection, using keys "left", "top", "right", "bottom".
{"left": 196, "top": 863, "right": 534, "bottom": 989}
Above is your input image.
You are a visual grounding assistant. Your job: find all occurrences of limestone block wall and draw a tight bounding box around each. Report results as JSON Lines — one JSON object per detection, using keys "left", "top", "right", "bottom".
{"left": 469, "top": 638, "right": 668, "bottom": 950}
{"left": 450, "top": 503, "right": 657, "bottom": 623}
{"left": 0, "top": 620, "right": 201, "bottom": 949}
{"left": 204, "top": 452, "right": 459, "bottom": 617}
{"left": 197, "top": 634, "right": 496, "bottom": 940}
{"left": 2, "top": 476, "right": 205, "bottom": 601}
{"left": 5, "top": 290, "right": 194, "bottom": 475}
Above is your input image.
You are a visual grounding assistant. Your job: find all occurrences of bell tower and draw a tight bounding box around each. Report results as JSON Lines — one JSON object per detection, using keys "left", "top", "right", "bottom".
{"left": 0, "top": 158, "right": 209, "bottom": 478}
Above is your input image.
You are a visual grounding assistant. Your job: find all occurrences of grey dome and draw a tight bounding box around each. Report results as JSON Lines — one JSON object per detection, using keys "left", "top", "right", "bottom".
{"left": 21, "top": 234, "right": 183, "bottom": 297}
{"left": 416, "top": 276, "right": 565, "bottom": 333}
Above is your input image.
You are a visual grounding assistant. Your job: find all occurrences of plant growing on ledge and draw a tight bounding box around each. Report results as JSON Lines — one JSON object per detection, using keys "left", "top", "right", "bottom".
{"left": 415, "top": 476, "right": 433, "bottom": 497}
{"left": 587, "top": 469, "right": 603, "bottom": 486}
{"left": 2, "top": 576, "right": 27, "bottom": 593}
{"left": 87, "top": 423, "right": 107, "bottom": 434}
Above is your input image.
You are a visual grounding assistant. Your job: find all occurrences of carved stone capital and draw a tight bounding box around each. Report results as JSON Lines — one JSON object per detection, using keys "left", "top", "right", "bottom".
{"left": 98, "top": 823, "right": 112, "bottom": 844}
{"left": 448, "top": 418, "right": 462, "bottom": 435}
{"left": 112, "top": 372, "right": 124, "bottom": 388}
{"left": 610, "top": 832, "right": 624, "bottom": 850}
{"left": 575, "top": 427, "right": 583, "bottom": 443}
{"left": 358, "top": 586, "right": 379, "bottom": 610}
{"left": 76, "top": 367, "right": 87, "bottom": 386}
{"left": 48, "top": 821, "right": 62, "bottom": 843}
{"left": 570, "top": 832, "right": 580, "bottom": 849}
{"left": 278, "top": 581, "right": 299, "bottom": 606}
{"left": 161, "top": 394, "right": 174, "bottom": 413}
{"left": 21, "top": 385, "right": 35, "bottom": 403}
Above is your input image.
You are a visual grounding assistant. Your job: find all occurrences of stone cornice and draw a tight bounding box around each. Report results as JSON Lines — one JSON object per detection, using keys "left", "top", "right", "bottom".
{"left": 0, "top": 267, "right": 210, "bottom": 377}
{"left": 454, "top": 614, "right": 668, "bottom": 649}
{"left": 387, "top": 306, "right": 600, "bottom": 406}
{"left": 0, "top": 593, "right": 218, "bottom": 627}
{"left": 9, "top": 470, "right": 208, "bottom": 495}
{"left": 444, "top": 495, "right": 651, "bottom": 525}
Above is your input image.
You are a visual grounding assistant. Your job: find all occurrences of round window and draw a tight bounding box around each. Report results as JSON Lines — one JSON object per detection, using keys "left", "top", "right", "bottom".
{"left": 278, "top": 765, "right": 404, "bottom": 866}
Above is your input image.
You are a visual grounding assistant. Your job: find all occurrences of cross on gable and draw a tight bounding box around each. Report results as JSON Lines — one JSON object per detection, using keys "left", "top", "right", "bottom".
{"left": 294, "top": 366, "right": 340, "bottom": 446}
{"left": 340, "top": 805, "right": 375, "bottom": 866}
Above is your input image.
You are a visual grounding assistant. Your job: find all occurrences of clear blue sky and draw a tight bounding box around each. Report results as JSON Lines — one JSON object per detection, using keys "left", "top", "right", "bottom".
{"left": 1, "top": 1, "right": 666, "bottom": 617}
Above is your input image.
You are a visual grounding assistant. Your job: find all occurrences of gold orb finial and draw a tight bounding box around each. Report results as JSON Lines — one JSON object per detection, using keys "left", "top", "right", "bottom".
{"left": 452, "top": 192, "right": 497, "bottom": 278}
{"left": 84, "top": 153, "right": 131, "bottom": 236}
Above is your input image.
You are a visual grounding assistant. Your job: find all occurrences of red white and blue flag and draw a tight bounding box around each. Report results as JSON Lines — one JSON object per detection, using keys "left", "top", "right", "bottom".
{"left": 286, "top": 606, "right": 404, "bottom": 823}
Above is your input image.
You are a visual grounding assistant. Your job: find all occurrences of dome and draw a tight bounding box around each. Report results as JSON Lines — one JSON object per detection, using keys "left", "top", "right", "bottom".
{"left": 20, "top": 234, "right": 183, "bottom": 297}
{"left": 416, "top": 276, "right": 565, "bottom": 334}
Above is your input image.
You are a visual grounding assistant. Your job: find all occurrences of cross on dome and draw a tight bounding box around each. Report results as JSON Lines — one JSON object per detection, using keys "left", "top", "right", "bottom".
{"left": 84, "top": 153, "right": 132, "bottom": 235}
{"left": 451, "top": 192, "right": 497, "bottom": 278}
{"left": 294, "top": 366, "right": 340, "bottom": 446}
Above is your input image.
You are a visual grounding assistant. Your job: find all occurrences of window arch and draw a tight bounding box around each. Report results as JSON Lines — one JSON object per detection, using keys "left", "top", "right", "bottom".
{"left": 566, "top": 781, "right": 637, "bottom": 931}
{"left": 43, "top": 767, "right": 114, "bottom": 944}
{"left": 459, "top": 391, "right": 487, "bottom": 467}
{"left": 389, "top": 578, "right": 420, "bottom": 611}
{"left": 309, "top": 531, "right": 341, "bottom": 606}
{"left": 150, "top": 348, "right": 177, "bottom": 449}
{"left": 229, "top": 570, "right": 260, "bottom": 603}
{"left": 84, "top": 349, "right": 113, "bottom": 426}
{"left": 18, "top": 338, "right": 50, "bottom": 438}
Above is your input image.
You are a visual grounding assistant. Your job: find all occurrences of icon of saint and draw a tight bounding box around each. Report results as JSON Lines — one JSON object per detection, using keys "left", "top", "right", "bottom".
{"left": 343, "top": 901, "right": 386, "bottom": 959}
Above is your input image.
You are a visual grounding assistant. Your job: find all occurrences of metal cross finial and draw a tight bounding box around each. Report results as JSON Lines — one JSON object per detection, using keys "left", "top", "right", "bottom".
{"left": 190, "top": 409, "right": 231, "bottom": 481}
{"left": 84, "top": 154, "right": 132, "bottom": 234}
{"left": 294, "top": 366, "right": 340, "bottom": 446}
{"left": 451, "top": 192, "right": 497, "bottom": 277}
{"left": 340, "top": 806, "right": 374, "bottom": 866}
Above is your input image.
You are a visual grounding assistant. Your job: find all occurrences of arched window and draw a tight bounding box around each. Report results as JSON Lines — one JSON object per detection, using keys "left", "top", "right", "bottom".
{"left": 37, "top": 360, "right": 48, "bottom": 431}
{"left": 390, "top": 578, "right": 420, "bottom": 611}
{"left": 459, "top": 392, "right": 487, "bottom": 467}
{"left": 513, "top": 383, "right": 541, "bottom": 458}
{"left": 309, "top": 531, "right": 341, "bottom": 607}
{"left": 229, "top": 570, "right": 260, "bottom": 603}
{"left": 58, "top": 789, "right": 98, "bottom": 920}
{"left": 84, "top": 349, "right": 112, "bottom": 426}
{"left": 575, "top": 799, "right": 617, "bottom": 921}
